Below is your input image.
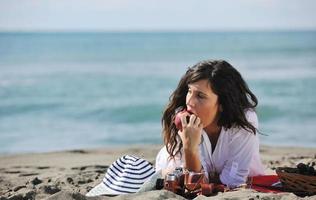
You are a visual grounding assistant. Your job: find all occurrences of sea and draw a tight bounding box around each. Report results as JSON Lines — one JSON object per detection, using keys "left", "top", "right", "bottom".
{"left": 0, "top": 31, "right": 315, "bottom": 154}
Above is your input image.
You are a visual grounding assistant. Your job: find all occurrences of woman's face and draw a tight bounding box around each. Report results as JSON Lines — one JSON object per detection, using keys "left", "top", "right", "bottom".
{"left": 186, "top": 79, "right": 220, "bottom": 128}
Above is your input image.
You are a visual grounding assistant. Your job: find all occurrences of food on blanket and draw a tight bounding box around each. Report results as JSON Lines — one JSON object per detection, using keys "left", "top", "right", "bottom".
{"left": 283, "top": 163, "right": 316, "bottom": 176}
{"left": 174, "top": 109, "right": 192, "bottom": 131}
{"left": 297, "top": 163, "right": 316, "bottom": 176}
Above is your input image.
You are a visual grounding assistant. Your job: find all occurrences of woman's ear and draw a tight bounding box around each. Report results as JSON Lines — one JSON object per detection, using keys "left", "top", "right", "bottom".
{"left": 219, "top": 105, "right": 223, "bottom": 112}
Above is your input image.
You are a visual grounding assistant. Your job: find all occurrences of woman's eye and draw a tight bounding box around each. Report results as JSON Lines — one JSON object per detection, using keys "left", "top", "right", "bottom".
{"left": 198, "top": 93, "right": 205, "bottom": 99}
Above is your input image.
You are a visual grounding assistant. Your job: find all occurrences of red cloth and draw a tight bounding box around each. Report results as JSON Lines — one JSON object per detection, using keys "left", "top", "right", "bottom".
{"left": 248, "top": 175, "right": 284, "bottom": 193}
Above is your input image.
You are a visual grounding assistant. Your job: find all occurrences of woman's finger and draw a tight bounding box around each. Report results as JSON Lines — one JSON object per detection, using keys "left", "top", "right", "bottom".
{"left": 194, "top": 116, "right": 201, "bottom": 126}
{"left": 189, "top": 114, "right": 196, "bottom": 125}
{"left": 180, "top": 114, "right": 188, "bottom": 128}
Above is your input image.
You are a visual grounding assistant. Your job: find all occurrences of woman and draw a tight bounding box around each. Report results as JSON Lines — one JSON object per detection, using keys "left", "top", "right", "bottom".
{"left": 155, "top": 60, "right": 265, "bottom": 188}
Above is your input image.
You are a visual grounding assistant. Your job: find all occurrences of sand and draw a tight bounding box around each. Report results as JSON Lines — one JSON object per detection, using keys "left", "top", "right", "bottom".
{"left": 0, "top": 145, "right": 315, "bottom": 200}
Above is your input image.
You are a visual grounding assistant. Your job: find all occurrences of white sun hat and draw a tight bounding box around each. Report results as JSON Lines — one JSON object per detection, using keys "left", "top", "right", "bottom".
{"left": 86, "top": 155, "right": 155, "bottom": 197}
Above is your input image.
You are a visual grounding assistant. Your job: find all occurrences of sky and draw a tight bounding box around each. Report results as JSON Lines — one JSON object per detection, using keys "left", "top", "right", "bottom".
{"left": 0, "top": 0, "right": 315, "bottom": 31}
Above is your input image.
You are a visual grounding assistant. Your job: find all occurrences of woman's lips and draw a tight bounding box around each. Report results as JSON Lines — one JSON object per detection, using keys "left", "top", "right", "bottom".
{"left": 186, "top": 109, "right": 194, "bottom": 115}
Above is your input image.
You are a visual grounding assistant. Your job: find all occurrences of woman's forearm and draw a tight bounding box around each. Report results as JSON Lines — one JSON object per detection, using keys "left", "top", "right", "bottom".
{"left": 183, "top": 147, "right": 202, "bottom": 172}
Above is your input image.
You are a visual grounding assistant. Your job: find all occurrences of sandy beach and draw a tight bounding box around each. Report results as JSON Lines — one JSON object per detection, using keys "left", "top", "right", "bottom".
{"left": 0, "top": 145, "right": 315, "bottom": 200}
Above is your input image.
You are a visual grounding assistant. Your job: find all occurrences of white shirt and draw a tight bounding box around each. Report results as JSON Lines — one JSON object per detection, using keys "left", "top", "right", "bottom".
{"left": 155, "top": 110, "right": 265, "bottom": 188}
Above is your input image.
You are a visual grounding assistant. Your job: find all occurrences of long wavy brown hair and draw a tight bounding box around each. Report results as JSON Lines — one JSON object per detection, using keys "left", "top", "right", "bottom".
{"left": 161, "top": 60, "right": 258, "bottom": 158}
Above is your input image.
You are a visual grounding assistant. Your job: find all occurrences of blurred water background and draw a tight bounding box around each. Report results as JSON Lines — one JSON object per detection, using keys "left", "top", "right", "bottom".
{"left": 0, "top": 31, "right": 315, "bottom": 153}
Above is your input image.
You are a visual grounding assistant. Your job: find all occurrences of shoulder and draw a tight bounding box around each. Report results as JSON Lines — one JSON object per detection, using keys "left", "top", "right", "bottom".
{"left": 245, "top": 109, "right": 258, "bottom": 129}
{"left": 223, "top": 109, "right": 258, "bottom": 141}
{"left": 226, "top": 109, "right": 258, "bottom": 133}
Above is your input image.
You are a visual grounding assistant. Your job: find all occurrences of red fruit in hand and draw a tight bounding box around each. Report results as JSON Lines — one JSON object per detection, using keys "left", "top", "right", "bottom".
{"left": 174, "top": 109, "right": 192, "bottom": 131}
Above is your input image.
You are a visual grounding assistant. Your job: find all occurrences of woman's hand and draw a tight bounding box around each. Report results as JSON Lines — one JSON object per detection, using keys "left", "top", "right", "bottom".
{"left": 178, "top": 114, "right": 203, "bottom": 172}
{"left": 177, "top": 114, "right": 203, "bottom": 151}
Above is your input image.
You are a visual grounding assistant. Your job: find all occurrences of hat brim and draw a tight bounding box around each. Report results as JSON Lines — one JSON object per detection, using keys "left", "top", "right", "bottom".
{"left": 86, "top": 182, "right": 121, "bottom": 197}
{"left": 138, "top": 170, "right": 162, "bottom": 192}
